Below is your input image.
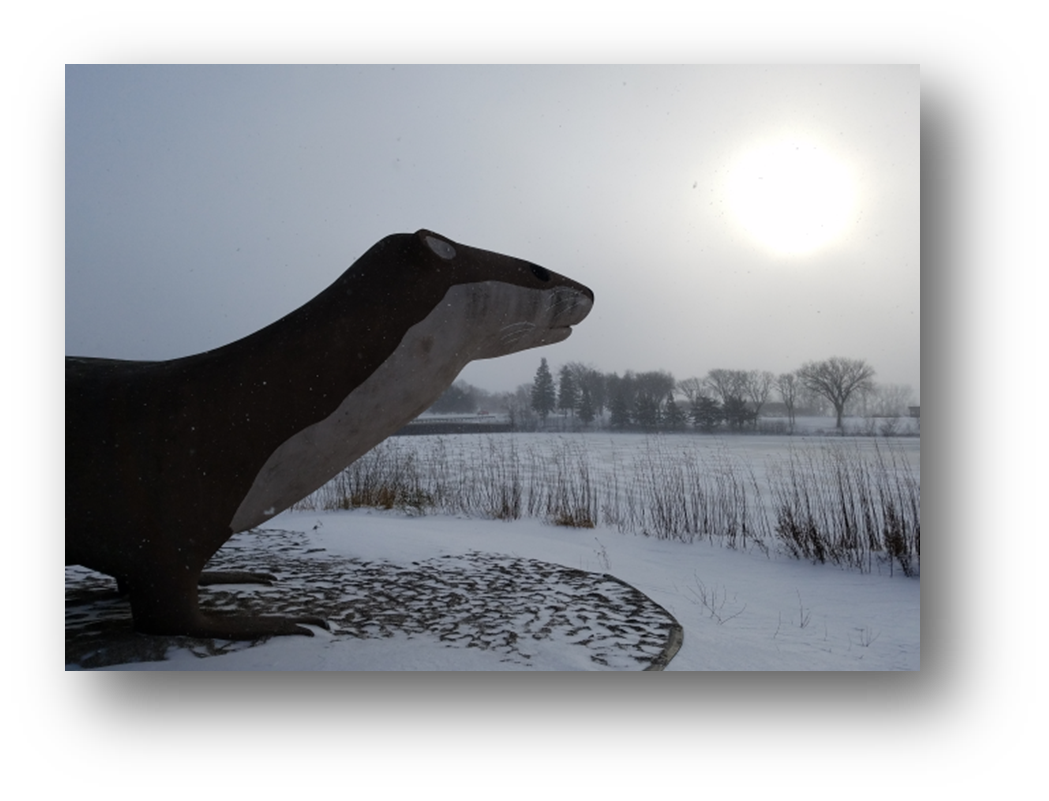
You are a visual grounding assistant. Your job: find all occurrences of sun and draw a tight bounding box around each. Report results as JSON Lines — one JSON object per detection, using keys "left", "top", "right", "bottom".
{"left": 726, "top": 137, "right": 857, "bottom": 257}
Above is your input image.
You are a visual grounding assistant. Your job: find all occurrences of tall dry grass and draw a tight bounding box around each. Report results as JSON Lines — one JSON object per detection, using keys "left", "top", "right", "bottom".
{"left": 293, "top": 435, "right": 919, "bottom": 576}
{"left": 768, "top": 441, "right": 920, "bottom": 576}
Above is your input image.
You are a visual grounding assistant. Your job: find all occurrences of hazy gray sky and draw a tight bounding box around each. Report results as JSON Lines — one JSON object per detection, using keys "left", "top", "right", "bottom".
{"left": 66, "top": 65, "right": 919, "bottom": 398}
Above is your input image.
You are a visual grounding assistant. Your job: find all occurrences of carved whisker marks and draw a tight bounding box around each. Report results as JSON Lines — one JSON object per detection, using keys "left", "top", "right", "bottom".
{"left": 499, "top": 321, "right": 537, "bottom": 347}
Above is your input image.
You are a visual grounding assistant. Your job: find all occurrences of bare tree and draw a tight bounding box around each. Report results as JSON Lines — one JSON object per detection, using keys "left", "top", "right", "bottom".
{"left": 676, "top": 377, "right": 705, "bottom": 404}
{"left": 743, "top": 370, "right": 775, "bottom": 425}
{"left": 631, "top": 371, "right": 675, "bottom": 431}
{"left": 868, "top": 383, "right": 915, "bottom": 417}
{"left": 635, "top": 370, "right": 676, "bottom": 401}
{"left": 567, "top": 363, "right": 607, "bottom": 418}
{"left": 704, "top": 369, "right": 748, "bottom": 405}
{"left": 798, "top": 383, "right": 830, "bottom": 416}
{"left": 775, "top": 372, "right": 800, "bottom": 434}
{"left": 703, "top": 369, "right": 772, "bottom": 429}
{"left": 796, "top": 357, "right": 876, "bottom": 431}
{"left": 507, "top": 383, "right": 537, "bottom": 431}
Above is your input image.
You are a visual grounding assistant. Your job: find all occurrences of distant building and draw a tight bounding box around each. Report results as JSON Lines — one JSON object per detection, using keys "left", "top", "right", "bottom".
{"left": 909, "top": 406, "right": 920, "bottom": 419}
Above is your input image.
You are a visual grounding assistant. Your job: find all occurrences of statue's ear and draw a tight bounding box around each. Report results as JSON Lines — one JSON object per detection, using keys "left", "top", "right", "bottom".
{"left": 425, "top": 235, "right": 456, "bottom": 260}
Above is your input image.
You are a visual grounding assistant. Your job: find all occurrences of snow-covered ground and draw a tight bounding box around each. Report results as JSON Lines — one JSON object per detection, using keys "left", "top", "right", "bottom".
{"left": 66, "top": 432, "right": 918, "bottom": 670}
{"left": 68, "top": 434, "right": 919, "bottom": 669}
{"left": 384, "top": 429, "right": 922, "bottom": 493}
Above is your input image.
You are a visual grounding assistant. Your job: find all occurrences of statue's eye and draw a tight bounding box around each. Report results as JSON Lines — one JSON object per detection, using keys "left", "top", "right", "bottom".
{"left": 531, "top": 264, "right": 551, "bottom": 282}
{"left": 425, "top": 236, "right": 456, "bottom": 260}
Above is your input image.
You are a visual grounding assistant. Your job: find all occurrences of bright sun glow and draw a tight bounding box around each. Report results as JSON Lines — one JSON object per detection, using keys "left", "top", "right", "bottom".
{"left": 726, "top": 138, "right": 857, "bottom": 257}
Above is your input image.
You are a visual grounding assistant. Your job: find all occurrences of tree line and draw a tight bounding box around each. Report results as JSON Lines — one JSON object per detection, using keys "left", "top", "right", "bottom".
{"left": 526, "top": 356, "right": 896, "bottom": 433}
{"left": 427, "top": 356, "right": 914, "bottom": 435}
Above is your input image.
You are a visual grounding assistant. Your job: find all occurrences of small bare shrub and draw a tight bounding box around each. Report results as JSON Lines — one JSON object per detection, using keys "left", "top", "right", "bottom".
{"left": 688, "top": 576, "right": 747, "bottom": 625}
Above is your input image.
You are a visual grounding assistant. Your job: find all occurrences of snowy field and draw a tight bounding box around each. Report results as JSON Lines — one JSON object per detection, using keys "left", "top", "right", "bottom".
{"left": 67, "top": 432, "right": 919, "bottom": 670}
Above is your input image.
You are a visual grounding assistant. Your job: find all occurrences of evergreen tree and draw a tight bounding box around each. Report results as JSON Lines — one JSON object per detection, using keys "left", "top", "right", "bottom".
{"left": 633, "top": 392, "right": 660, "bottom": 430}
{"left": 722, "top": 395, "right": 755, "bottom": 431}
{"left": 609, "top": 391, "right": 631, "bottom": 430}
{"left": 531, "top": 358, "right": 556, "bottom": 423}
{"left": 663, "top": 394, "right": 687, "bottom": 430}
{"left": 428, "top": 381, "right": 477, "bottom": 414}
{"left": 691, "top": 395, "right": 722, "bottom": 433}
{"left": 557, "top": 365, "right": 579, "bottom": 418}
{"left": 577, "top": 385, "right": 595, "bottom": 427}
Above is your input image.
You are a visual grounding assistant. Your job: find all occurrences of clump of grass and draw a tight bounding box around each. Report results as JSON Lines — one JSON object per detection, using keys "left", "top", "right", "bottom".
{"left": 553, "top": 509, "right": 596, "bottom": 528}
{"left": 299, "top": 443, "right": 434, "bottom": 515}
{"left": 471, "top": 436, "right": 522, "bottom": 520}
{"left": 543, "top": 438, "right": 598, "bottom": 529}
{"left": 768, "top": 441, "right": 920, "bottom": 576}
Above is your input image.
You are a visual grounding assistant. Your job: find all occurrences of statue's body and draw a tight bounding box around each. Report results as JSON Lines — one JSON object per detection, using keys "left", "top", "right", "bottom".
{"left": 66, "top": 230, "right": 593, "bottom": 638}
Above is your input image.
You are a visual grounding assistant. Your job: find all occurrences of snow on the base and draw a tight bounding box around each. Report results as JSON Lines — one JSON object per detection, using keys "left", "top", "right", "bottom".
{"left": 83, "top": 506, "right": 918, "bottom": 671}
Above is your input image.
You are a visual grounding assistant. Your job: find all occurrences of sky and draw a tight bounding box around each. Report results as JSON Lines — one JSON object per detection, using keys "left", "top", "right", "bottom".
{"left": 65, "top": 65, "right": 919, "bottom": 399}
